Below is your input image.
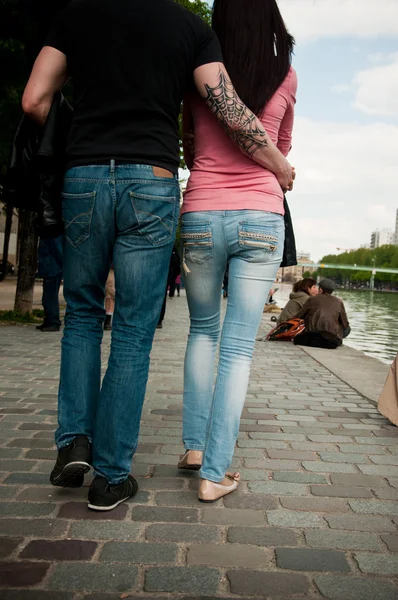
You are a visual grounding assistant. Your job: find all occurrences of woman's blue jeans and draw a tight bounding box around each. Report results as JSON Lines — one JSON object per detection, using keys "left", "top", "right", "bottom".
{"left": 56, "top": 162, "right": 180, "bottom": 484}
{"left": 181, "top": 210, "right": 285, "bottom": 483}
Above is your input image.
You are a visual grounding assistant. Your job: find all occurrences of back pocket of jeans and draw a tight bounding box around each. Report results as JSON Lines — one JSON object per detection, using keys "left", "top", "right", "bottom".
{"left": 62, "top": 191, "right": 96, "bottom": 248}
{"left": 238, "top": 222, "right": 280, "bottom": 262}
{"left": 181, "top": 222, "right": 213, "bottom": 264}
{"left": 130, "top": 191, "right": 178, "bottom": 246}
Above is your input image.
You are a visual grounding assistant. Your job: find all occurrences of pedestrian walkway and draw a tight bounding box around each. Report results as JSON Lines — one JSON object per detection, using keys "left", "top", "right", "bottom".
{"left": 0, "top": 295, "right": 397, "bottom": 599}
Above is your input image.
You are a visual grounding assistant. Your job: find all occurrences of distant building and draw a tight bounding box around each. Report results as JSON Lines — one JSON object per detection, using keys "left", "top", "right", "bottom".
{"left": 276, "top": 252, "right": 316, "bottom": 283}
{"left": 370, "top": 228, "right": 395, "bottom": 249}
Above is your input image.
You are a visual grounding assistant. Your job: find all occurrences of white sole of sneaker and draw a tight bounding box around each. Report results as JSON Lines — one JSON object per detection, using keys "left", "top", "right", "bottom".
{"left": 51, "top": 461, "right": 91, "bottom": 487}
{"left": 63, "top": 461, "right": 90, "bottom": 470}
{"left": 87, "top": 496, "right": 130, "bottom": 511}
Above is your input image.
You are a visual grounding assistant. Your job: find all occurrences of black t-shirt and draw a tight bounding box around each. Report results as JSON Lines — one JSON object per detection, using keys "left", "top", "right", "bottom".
{"left": 45, "top": 0, "right": 222, "bottom": 173}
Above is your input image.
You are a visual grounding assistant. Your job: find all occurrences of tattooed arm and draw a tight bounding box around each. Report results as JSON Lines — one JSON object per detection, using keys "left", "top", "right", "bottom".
{"left": 194, "top": 62, "right": 293, "bottom": 190}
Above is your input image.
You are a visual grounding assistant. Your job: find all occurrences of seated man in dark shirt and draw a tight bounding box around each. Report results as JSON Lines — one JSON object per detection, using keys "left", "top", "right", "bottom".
{"left": 294, "top": 279, "right": 350, "bottom": 349}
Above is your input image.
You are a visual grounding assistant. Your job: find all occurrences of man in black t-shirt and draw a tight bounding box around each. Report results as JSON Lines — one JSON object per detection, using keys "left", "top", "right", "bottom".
{"left": 22, "top": 0, "right": 293, "bottom": 511}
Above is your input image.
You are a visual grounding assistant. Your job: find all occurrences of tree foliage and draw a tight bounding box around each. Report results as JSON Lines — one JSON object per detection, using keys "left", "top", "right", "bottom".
{"left": 0, "top": 1, "right": 34, "bottom": 178}
{"left": 315, "top": 245, "right": 398, "bottom": 285}
{"left": 176, "top": 0, "right": 211, "bottom": 23}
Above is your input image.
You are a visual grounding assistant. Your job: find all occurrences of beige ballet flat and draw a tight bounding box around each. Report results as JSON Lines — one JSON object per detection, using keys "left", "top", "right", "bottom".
{"left": 198, "top": 472, "right": 241, "bottom": 503}
{"left": 178, "top": 450, "right": 203, "bottom": 471}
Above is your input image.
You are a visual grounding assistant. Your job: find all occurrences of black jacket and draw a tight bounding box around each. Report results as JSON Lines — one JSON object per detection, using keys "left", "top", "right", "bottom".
{"left": 3, "top": 92, "right": 72, "bottom": 238}
{"left": 281, "top": 196, "right": 297, "bottom": 268}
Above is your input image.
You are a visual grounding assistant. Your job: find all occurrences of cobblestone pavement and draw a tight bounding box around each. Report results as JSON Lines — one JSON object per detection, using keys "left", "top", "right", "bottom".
{"left": 0, "top": 295, "right": 398, "bottom": 600}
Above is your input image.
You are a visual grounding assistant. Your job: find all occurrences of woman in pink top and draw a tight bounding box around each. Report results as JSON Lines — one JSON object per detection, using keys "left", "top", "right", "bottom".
{"left": 178, "top": 0, "right": 297, "bottom": 502}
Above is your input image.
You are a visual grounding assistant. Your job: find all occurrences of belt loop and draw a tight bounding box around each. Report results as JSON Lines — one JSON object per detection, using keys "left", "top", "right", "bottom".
{"left": 110, "top": 159, "right": 115, "bottom": 175}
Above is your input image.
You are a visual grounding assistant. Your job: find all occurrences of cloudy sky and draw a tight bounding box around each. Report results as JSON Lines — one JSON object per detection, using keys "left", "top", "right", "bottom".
{"left": 201, "top": 0, "right": 398, "bottom": 260}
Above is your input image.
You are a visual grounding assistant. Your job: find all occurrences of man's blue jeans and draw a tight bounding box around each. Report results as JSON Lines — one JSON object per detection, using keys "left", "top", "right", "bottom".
{"left": 56, "top": 162, "right": 180, "bottom": 484}
{"left": 181, "top": 210, "right": 285, "bottom": 483}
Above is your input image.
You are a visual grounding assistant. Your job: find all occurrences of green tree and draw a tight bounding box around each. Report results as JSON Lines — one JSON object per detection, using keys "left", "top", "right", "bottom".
{"left": 176, "top": 0, "right": 211, "bottom": 23}
{"left": 0, "top": 1, "right": 34, "bottom": 176}
{"left": 319, "top": 245, "right": 398, "bottom": 286}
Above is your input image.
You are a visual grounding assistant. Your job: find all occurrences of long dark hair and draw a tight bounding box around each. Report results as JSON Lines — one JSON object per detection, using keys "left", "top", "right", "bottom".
{"left": 293, "top": 278, "right": 317, "bottom": 296}
{"left": 212, "top": 0, "right": 295, "bottom": 116}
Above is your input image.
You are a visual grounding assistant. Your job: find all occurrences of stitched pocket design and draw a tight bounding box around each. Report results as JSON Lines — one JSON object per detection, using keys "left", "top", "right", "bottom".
{"left": 130, "top": 190, "right": 179, "bottom": 246}
{"left": 181, "top": 223, "right": 213, "bottom": 265}
{"left": 62, "top": 191, "right": 96, "bottom": 248}
{"left": 238, "top": 222, "right": 280, "bottom": 263}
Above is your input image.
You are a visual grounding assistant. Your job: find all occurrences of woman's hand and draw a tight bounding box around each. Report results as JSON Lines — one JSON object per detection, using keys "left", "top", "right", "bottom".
{"left": 284, "top": 167, "right": 296, "bottom": 193}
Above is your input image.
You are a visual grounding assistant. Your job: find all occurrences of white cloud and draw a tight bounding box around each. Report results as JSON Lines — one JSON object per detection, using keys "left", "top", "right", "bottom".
{"left": 367, "top": 52, "right": 387, "bottom": 65}
{"left": 331, "top": 83, "right": 352, "bottom": 94}
{"left": 278, "top": 0, "right": 398, "bottom": 42}
{"left": 288, "top": 116, "right": 398, "bottom": 259}
{"left": 353, "top": 54, "right": 398, "bottom": 117}
{"left": 365, "top": 204, "right": 392, "bottom": 221}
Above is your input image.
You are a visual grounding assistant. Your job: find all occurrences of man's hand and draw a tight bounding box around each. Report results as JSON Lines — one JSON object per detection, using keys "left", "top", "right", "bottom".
{"left": 194, "top": 62, "right": 293, "bottom": 183}
{"left": 22, "top": 46, "right": 68, "bottom": 126}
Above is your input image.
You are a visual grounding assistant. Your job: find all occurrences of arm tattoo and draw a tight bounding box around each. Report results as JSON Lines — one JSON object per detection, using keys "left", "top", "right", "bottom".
{"left": 204, "top": 70, "right": 268, "bottom": 157}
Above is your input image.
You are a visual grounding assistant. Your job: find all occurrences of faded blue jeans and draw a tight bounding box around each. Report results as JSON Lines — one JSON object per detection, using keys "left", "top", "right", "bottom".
{"left": 181, "top": 210, "right": 284, "bottom": 482}
{"left": 56, "top": 162, "right": 180, "bottom": 484}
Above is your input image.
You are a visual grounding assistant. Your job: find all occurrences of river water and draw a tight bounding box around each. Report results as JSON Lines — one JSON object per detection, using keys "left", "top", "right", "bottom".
{"left": 274, "top": 284, "right": 398, "bottom": 365}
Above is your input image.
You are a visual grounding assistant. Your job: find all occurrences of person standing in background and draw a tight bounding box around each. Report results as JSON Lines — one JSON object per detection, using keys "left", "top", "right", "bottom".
{"left": 222, "top": 262, "right": 229, "bottom": 299}
{"left": 104, "top": 268, "right": 115, "bottom": 331}
{"left": 36, "top": 236, "right": 63, "bottom": 332}
{"left": 175, "top": 274, "right": 182, "bottom": 297}
{"left": 157, "top": 246, "right": 181, "bottom": 328}
{"left": 168, "top": 246, "right": 181, "bottom": 299}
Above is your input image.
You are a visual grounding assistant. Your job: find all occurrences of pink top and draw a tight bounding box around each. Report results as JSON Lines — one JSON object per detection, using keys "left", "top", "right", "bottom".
{"left": 181, "top": 67, "right": 297, "bottom": 216}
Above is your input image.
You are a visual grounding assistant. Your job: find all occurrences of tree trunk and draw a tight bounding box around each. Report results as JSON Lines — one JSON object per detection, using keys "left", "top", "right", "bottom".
{"left": 0, "top": 203, "right": 13, "bottom": 282}
{"left": 14, "top": 210, "right": 38, "bottom": 313}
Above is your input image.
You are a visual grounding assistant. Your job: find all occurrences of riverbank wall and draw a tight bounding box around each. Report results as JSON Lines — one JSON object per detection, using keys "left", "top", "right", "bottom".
{"left": 299, "top": 344, "right": 390, "bottom": 405}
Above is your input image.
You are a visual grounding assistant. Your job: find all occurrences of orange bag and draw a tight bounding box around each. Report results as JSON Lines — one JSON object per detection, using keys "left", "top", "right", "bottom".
{"left": 266, "top": 318, "right": 305, "bottom": 341}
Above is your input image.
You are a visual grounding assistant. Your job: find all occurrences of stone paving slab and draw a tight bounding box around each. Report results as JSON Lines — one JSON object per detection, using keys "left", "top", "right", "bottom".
{"left": 1, "top": 296, "right": 398, "bottom": 598}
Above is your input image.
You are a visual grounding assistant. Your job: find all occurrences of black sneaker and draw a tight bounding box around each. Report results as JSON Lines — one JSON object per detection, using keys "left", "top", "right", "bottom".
{"left": 37, "top": 324, "right": 60, "bottom": 332}
{"left": 88, "top": 475, "right": 138, "bottom": 511}
{"left": 50, "top": 436, "right": 91, "bottom": 488}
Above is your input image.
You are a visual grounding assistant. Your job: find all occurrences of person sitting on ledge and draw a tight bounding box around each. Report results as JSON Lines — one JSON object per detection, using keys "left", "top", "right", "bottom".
{"left": 278, "top": 277, "right": 318, "bottom": 323}
{"left": 378, "top": 353, "right": 398, "bottom": 427}
{"left": 294, "top": 278, "right": 350, "bottom": 349}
